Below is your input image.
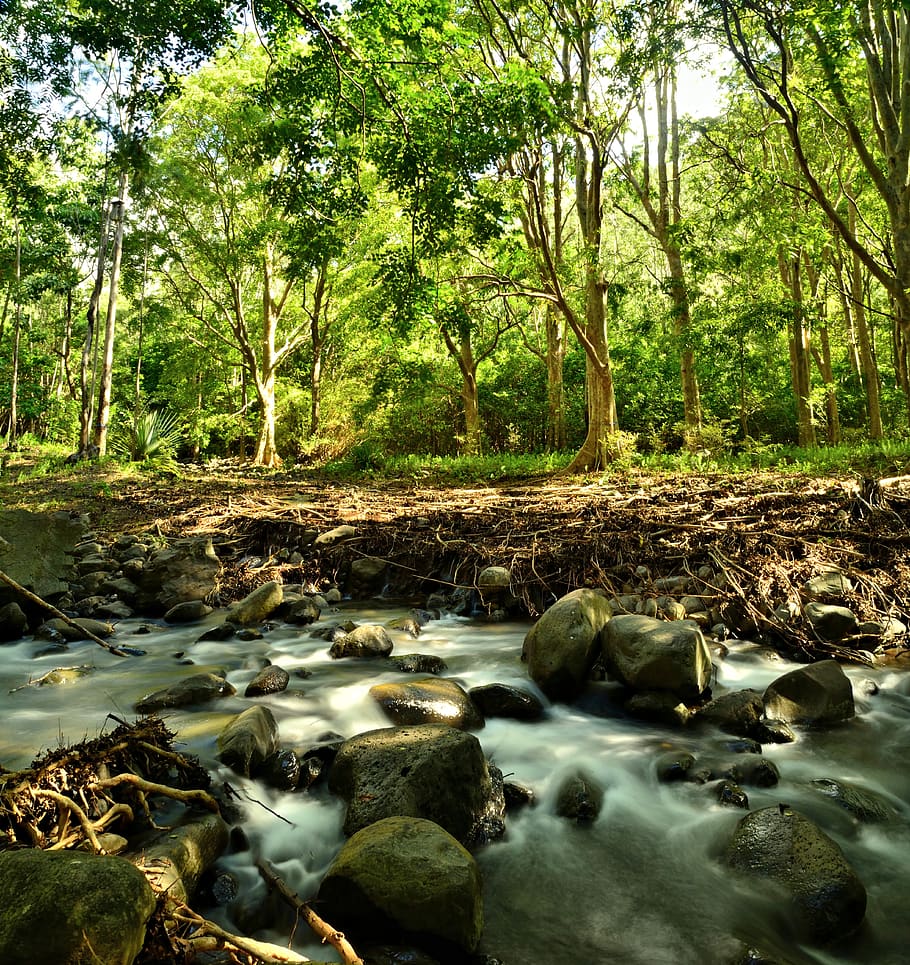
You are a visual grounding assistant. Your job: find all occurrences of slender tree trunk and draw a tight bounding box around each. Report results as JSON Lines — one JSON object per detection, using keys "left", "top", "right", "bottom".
{"left": 94, "top": 180, "right": 128, "bottom": 455}
{"left": 545, "top": 304, "right": 566, "bottom": 450}
{"left": 442, "top": 327, "right": 482, "bottom": 456}
{"left": 895, "top": 317, "right": 910, "bottom": 425}
{"left": 252, "top": 246, "right": 283, "bottom": 468}
{"left": 844, "top": 205, "right": 883, "bottom": 439}
{"left": 60, "top": 290, "right": 77, "bottom": 399}
{"left": 81, "top": 201, "right": 112, "bottom": 451}
{"left": 779, "top": 250, "right": 815, "bottom": 447}
{"left": 7, "top": 218, "right": 21, "bottom": 448}
{"left": 134, "top": 236, "right": 149, "bottom": 412}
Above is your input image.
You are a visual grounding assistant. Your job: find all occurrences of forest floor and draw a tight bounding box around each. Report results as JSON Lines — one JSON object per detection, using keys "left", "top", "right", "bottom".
{"left": 2, "top": 455, "right": 909, "bottom": 666}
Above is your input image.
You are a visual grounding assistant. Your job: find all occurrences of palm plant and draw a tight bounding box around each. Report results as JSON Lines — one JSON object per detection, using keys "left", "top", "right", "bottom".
{"left": 110, "top": 409, "right": 184, "bottom": 468}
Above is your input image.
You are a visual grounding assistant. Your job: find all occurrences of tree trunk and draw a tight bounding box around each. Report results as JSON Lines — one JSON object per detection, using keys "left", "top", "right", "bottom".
{"left": 252, "top": 371, "right": 279, "bottom": 467}
{"left": 545, "top": 304, "right": 566, "bottom": 451}
{"left": 779, "top": 250, "right": 815, "bottom": 447}
{"left": 81, "top": 200, "right": 112, "bottom": 451}
{"left": 251, "top": 245, "right": 285, "bottom": 468}
{"left": 7, "top": 218, "right": 21, "bottom": 449}
{"left": 94, "top": 177, "right": 128, "bottom": 456}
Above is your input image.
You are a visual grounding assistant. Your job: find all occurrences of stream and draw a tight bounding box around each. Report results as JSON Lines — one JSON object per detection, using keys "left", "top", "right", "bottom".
{"left": 1, "top": 603, "right": 909, "bottom": 965}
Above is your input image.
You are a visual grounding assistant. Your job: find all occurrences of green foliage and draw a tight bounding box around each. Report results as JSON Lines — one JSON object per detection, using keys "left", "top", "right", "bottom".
{"left": 110, "top": 409, "right": 183, "bottom": 469}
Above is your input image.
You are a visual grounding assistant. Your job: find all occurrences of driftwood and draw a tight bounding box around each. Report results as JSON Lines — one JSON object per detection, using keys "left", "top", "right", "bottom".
{"left": 0, "top": 566, "right": 132, "bottom": 657}
{"left": 0, "top": 717, "right": 215, "bottom": 850}
{"left": 257, "top": 857, "right": 364, "bottom": 965}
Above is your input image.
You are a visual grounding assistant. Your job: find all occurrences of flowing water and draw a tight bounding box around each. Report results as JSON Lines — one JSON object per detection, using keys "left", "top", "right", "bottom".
{"left": 2, "top": 604, "right": 909, "bottom": 965}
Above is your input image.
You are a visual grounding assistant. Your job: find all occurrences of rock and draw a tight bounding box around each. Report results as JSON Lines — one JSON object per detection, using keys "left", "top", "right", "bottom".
{"left": 681, "top": 594, "right": 707, "bottom": 614}
{"left": 0, "top": 509, "right": 88, "bottom": 602}
{"left": 504, "top": 781, "right": 535, "bottom": 810}
{"left": 348, "top": 556, "right": 388, "bottom": 595}
{"left": 716, "top": 780, "right": 749, "bottom": 808}
{"left": 762, "top": 660, "right": 854, "bottom": 725}
{"left": 728, "top": 755, "right": 780, "bottom": 788}
{"left": 101, "top": 577, "right": 140, "bottom": 606}
{"left": 127, "top": 812, "right": 229, "bottom": 902}
{"left": 36, "top": 616, "right": 115, "bottom": 642}
{"left": 369, "top": 677, "right": 484, "bottom": 730}
{"left": 217, "top": 705, "right": 280, "bottom": 777}
{"left": 0, "top": 601, "right": 28, "bottom": 642}
{"left": 196, "top": 623, "right": 236, "bottom": 642}
{"left": 95, "top": 600, "right": 134, "bottom": 620}
{"left": 725, "top": 806, "right": 866, "bottom": 942}
{"left": 655, "top": 750, "right": 696, "bottom": 783}
{"left": 804, "top": 603, "right": 858, "bottom": 641}
{"left": 751, "top": 719, "right": 797, "bottom": 744}
{"left": 328, "top": 724, "right": 497, "bottom": 845}
{"left": 164, "top": 600, "right": 214, "bottom": 624}
{"left": 135, "top": 537, "right": 221, "bottom": 614}
{"left": 260, "top": 749, "right": 302, "bottom": 790}
{"left": 468, "top": 683, "right": 545, "bottom": 720}
{"left": 330, "top": 624, "right": 394, "bottom": 659}
{"left": 803, "top": 571, "right": 853, "bottom": 600}
{"left": 245, "top": 665, "right": 290, "bottom": 697}
{"left": 135, "top": 672, "right": 235, "bottom": 713}
{"left": 601, "top": 614, "right": 713, "bottom": 699}
{"left": 283, "top": 598, "right": 321, "bottom": 625}
{"left": 318, "top": 815, "right": 483, "bottom": 954}
{"left": 810, "top": 778, "right": 898, "bottom": 823}
{"left": 554, "top": 771, "right": 604, "bottom": 823}
{"left": 697, "top": 689, "right": 765, "bottom": 736}
{"left": 624, "top": 691, "right": 691, "bottom": 725}
{"left": 228, "top": 580, "right": 283, "bottom": 626}
{"left": 314, "top": 524, "right": 356, "bottom": 546}
{"left": 385, "top": 616, "right": 422, "bottom": 637}
{"left": 388, "top": 653, "right": 449, "bottom": 675}
{"left": 477, "top": 566, "right": 512, "bottom": 598}
{"left": 0, "top": 848, "right": 155, "bottom": 965}
{"left": 661, "top": 600, "right": 688, "bottom": 621}
{"left": 523, "top": 588, "right": 612, "bottom": 700}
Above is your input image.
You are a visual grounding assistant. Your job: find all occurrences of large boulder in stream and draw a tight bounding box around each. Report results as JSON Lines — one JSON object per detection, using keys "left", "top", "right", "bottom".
{"left": 0, "top": 509, "right": 88, "bottom": 603}
{"left": 227, "top": 580, "right": 283, "bottom": 626}
{"left": 523, "top": 588, "right": 612, "bottom": 700}
{"left": 134, "top": 537, "right": 221, "bottom": 614}
{"left": 330, "top": 624, "right": 394, "bottom": 659}
{"left": 601, "top": 614, "right": 713, "bottom": 700}
{"left": 369, "top": 677, "right": 484, "bottom": 730}
{"left": 762, "top": 660, "right": 854, "bottom": 725}
{"left": 0, "top": 848, "right": 156, "bottom": 965}
{"left": 135, "top": 672, "right": 235, "bottom": 713}
{"left": 217, "top": 705, "right": 280, "bottom": 777}
{"left": 318, "top": 815, "right": 483, "bottom": 954}
{"left": 329, "top": 724, "right": 500, "bottom": 846}
{"left": 0, "top": 601, "right": 28, "bottom": 642}
{"left": 725, "top": 806, "right": 866, "bottom": 943}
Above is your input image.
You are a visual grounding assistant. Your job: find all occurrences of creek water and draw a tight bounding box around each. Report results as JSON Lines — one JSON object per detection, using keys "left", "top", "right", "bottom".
{"left": 1, "top": 604, "right": 909, "bottom": 965}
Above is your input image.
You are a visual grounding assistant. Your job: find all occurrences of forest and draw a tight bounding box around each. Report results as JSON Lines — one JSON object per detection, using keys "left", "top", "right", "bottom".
{"left": 2, "top": 0, "right": 910, "bottom": 476}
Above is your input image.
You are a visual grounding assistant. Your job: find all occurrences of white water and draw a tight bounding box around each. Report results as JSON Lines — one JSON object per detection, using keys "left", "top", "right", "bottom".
{"left": 2, "top": 606, "right": 909, "bottom": 965}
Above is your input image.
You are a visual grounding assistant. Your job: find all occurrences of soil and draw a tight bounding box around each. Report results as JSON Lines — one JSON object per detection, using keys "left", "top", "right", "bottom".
{"left": 2, "top": 457, "right": 909, "bottom": 666}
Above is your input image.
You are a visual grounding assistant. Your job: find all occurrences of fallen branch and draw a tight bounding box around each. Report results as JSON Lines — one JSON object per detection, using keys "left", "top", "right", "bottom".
{"left": 170, "top": 901, "right": 310, "bottom": 963}
{"left": 89, "top": 772, "right": 220, "bottom": 813}
{"left": 0, "top": 567, "right": 132, "bottom": 657}
{"left": 256, "top": 857, "right": 364, "bottom": 965}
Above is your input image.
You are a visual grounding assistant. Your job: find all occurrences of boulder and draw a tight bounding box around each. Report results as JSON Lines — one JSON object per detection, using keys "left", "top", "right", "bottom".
{"left": 468, "top": 683, "right": 545, "bottom": 720}
{"left": 228, "top": 580, "right": 284, "bottom": 626}
{"left": 348, "top": 556, "right": 388, "bottom": 595}
{"left": 0, "top": 509, "right": 88, "bottom": 602}
{"left": 804, "top": 603, "right": 858, "bottom": 641}
{"left": 330, "top": 624, "right": 394, "bottom": 659}
{"left": 725, "top": 806, "right": 866, "bottom": 942}
{"left": 127, "top": 812, "right": 229, "bottom": 902}
{"left": 164, "top": 600, "right": 213, "bottom": 624}
{"left": 135, "top": 672, "right": 235, "bottom": 713}
{"left": 245, "top": 665, "right": 290, "bottom": 697}
{"left": 554, "top": 770, "right": 604, "bottom": 823}
{"left": 0, "top": 601, "right": 28, "bottom": 642}
{"left": 477, "top": 566, "right": 512, "bottom": 598}
{"left": 283, "top": 597, "right": 321, "bottom": 625}
{"left": 369, "top": 677, "right": 484, "bottom": 730}
{"left": 601, "top": 614, "right": 713, "bottom": 699}
{"left": 802, "top": 571, "right": 853, "bottom": 600}
{"left": 0, "top": 848, "right": 155, "bottom": 965}
{"left": 261, "top": 749, "right": 303, "bottom": 790}
{"left": 523, "top": 588, "right": 612, "bottom": 700}
{"left": 388, "top": 653, "right": 449, "bottom": 675}
{"left": 318, "top": 815, "right": 483, "bottom": 954}
{"left": 762, "top": 660, "right": 854, "bottom": 725}
{"left": 624, "top": 691, "right": 691, "bottom": 725}
{"left": 696, "top": 689, "right": 765, "bottom": 736}
{"left": 134, "top": 537, "right": 221, "bottom": 614}
{"left": 314, "top": 524, "right": 356, "bottom": 546}
{"left": 328, "top": 724, "right": 497, "bottom": 845}
{"left": 810, "top": 778, "right": 898, "bottom": 824}
{"left": 36, "top": 616, "right": 115, "bottom": 642}
{"left": 217, "top": 705, "right": 280, "bottom": 777}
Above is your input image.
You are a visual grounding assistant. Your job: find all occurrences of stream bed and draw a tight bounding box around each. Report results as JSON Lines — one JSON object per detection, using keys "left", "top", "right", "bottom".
{"left": 2, "top": 603, "right": 909, "bottom": 965}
